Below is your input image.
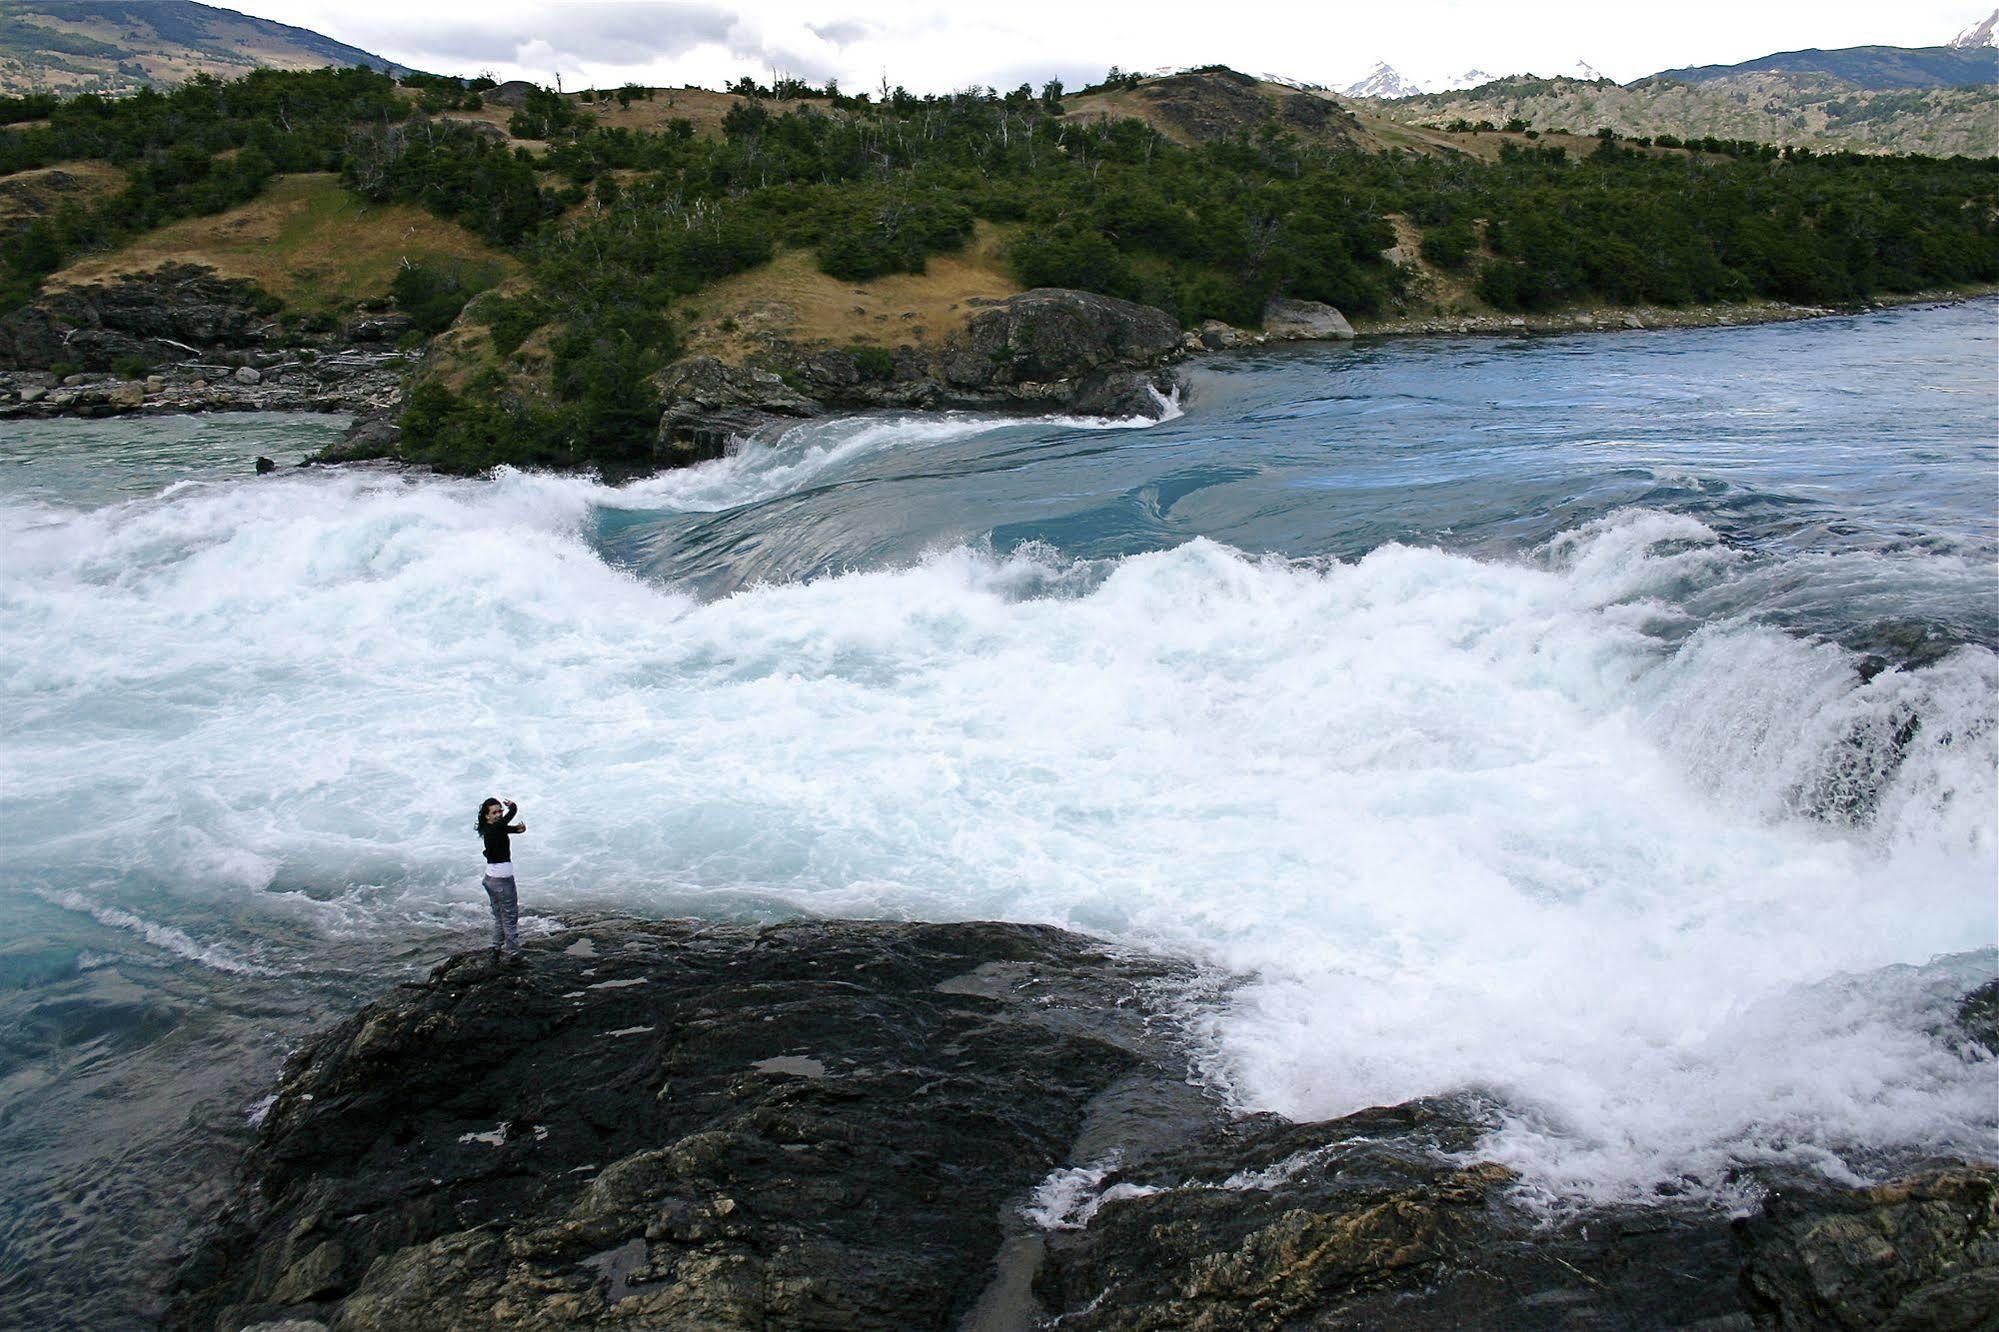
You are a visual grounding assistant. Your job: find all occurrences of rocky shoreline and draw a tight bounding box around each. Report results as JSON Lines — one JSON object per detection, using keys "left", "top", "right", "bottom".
{"left": 3, "top": 264, "right": 1992, "bottom": 475}
{"left": 168, "top": 916, "right": 1998, "bottom": 1332}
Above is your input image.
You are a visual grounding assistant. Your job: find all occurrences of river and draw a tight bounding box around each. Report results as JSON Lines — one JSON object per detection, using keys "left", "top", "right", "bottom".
{"left": 3, "top": 300, "right": 1995, "bottom": 1326}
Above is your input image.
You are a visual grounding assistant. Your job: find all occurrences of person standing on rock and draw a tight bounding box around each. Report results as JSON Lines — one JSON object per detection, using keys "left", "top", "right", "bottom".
{"left": 477, "top": 797, "right": 526, "bottom": 958}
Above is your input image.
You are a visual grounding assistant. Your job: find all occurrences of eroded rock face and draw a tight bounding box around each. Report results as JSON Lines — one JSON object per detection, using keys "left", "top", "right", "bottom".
{"left": 0, "top": 263, "right": 276, "bottom": 370}
{"left": 170, "top": 919, "right": 1998, "bottom": 1332}
{"left": 653, "top": 355, "right": 827, "bottom": 461}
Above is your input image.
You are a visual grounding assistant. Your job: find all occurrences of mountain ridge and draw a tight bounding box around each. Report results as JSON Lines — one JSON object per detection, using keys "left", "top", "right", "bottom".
{"left": 0, "top": 0, "right": 406, "bottom": 96}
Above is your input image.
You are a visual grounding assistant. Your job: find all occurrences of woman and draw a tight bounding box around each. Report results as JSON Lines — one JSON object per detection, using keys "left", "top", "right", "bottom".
{"left": 477, "top": 796, "right": 527, "bottom": 958}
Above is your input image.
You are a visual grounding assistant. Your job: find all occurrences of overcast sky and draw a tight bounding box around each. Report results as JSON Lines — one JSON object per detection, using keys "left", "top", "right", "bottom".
{"left": 226, "top": 1, "right": 1995, "bottom": 93}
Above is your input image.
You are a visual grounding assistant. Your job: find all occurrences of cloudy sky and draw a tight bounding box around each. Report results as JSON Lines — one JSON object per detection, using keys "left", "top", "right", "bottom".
{"left": 226, "top": 1, "right": 1994, "bottom": 93}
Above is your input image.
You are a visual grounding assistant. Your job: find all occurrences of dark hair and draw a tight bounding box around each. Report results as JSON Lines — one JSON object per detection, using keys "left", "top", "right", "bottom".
{"left": 477, "top": 797, "right": 503, "bottom": 832}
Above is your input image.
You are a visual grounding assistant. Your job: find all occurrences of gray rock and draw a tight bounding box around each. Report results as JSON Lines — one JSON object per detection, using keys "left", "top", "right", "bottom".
{"left": 1622, "top": 313, "right": 1646, "bottom": 329}
{"left": 1262, "top": 298, "right": 1356, "bottom": 340}
{"left": 17, "top": 385, "right": 45, "bottom": 404}
{"left": 1067, "top": 367, "right": 1180, "bottom": 419}
{"left": 938, "top": 288, "right": 1179, "bottom": 391}
{"left": 654, "top": 356, "right": 824, "bottom": 458}
{"left": 347, "top": 314, "right": 414, "bottom": 343}
{"left": 0, "top": 263, "right": 274, "bottom": 371}
{"left": 233, "top": 365, "right": 262, "bottom": 385}
{"left": 104, "top": 380, "right": 144, "bottom": 407}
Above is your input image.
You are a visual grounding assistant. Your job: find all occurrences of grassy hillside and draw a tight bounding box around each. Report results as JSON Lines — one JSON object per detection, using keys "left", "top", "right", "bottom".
{"left": 0, "top": 0, "right": 402, "bottom": 96}
{"left": 1654, "top": 43, "right": 1997, "bottom": 88}
{"left": 1380, "top": 73, "right": 1999, "bottom": 158}
{"left": 49, "top": 172, "right": 513, "bottom": 313}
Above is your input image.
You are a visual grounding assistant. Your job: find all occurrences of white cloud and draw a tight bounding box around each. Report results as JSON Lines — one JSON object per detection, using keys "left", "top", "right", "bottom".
{"left": 224, "top": 0, "right": 1988, "bottom": 93}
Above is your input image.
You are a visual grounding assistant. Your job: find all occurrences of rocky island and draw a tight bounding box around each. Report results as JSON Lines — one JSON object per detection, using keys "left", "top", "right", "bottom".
{"left": 170, "top": 918, "right": 1998, "bottom": 1331}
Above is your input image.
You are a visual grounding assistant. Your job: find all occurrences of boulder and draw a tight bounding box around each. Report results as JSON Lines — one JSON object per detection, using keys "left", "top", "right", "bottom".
{"left": 1261, "top": 297, "right": 1356, "bottom": 340}
{"left": 1067, "top": 367, "right": 1180, "bottom": 419}
{"left": 233, "top": 365, "right": 262, "bottom": 385}
{"left": 315, "top": 413, "right": 401, "bottom": 464}
{"left": 937, "top": 288, "right": 1180, "bottom": 392}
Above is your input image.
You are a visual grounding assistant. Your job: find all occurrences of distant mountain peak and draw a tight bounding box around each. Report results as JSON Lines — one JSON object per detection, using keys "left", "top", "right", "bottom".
{"left": 1952, "top": 9, "right": 1998, "bottom": 48}
{"left": 1342, "top": 62, "right": 1426, "bottom": 100}
{"left": 0, "top": 0, "right": 406, "bottom": 96}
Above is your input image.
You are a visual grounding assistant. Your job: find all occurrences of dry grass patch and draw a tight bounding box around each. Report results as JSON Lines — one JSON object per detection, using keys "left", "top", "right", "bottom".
{"left": 572, "top": 88, "right": 762, "bottom": 138}
{"left": 680, "top": 221, "right": 1022, "bottom": 361}
{"left": 0, "top": 159, "right": 124, "bottom": 230}
{"left": 49, "top": 172, "right": 517, "bottom": 312}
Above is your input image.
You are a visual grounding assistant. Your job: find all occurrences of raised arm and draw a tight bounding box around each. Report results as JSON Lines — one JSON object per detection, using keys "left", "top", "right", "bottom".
{"left": 503, "top": 800, "right": 525, "bottom": 833}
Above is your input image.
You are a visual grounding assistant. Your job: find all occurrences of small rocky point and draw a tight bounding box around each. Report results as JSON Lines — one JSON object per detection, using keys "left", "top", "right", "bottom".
{"left": 170, "top": 918, "right": 1997, "bottom": 1331}
{"left": 654, "top": 288, "right": 1185, "bottom": 462}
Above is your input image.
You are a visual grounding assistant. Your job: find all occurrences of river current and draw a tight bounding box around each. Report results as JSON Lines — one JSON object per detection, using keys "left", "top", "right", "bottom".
{"left": 3, "top": 301, "right": 1996, "bottom": 1324}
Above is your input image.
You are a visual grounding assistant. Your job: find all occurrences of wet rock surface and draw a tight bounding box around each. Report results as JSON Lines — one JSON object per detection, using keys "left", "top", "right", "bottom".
{"left": 170, "top": 919, "right": 1997, "bottom": 1331}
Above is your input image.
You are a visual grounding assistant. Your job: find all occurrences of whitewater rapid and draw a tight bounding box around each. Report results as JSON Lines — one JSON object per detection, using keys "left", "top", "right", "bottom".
{"left": 5, "top": 421, "right": 1992, "bottom": 1207}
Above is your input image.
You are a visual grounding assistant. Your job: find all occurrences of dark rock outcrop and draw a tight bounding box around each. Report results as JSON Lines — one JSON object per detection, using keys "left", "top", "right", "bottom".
{"left": 937, "top": 288, "right": 1179, "bottom": 394}
{"left": 171, "top": 920, "right": 1193, "bottom": 1331}
{"left": 169, "top": 918, "right": 1999, "bottom": 1331}
{"left": 655, "top": 289, "right": 1185, "bottom": 458}
{"left": 0, "top": 263, "right": 276, "bottom": 371}
{"left": 652, "top": 355, "right": 825, "bottom": 461}
{"left": 1739, "top": 1167, "right": 1999, "bottom": 1330}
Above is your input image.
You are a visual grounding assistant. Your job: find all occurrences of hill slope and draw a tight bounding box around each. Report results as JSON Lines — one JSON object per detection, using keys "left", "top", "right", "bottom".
{"left": 1653, "top": 43, "right": 1997, "bottom": 89}
{"left": 1379, "top": 72, "right": 1999, "bottom": 157}
{"left": 0, "top": 0, "right": 405, "bottom": 96}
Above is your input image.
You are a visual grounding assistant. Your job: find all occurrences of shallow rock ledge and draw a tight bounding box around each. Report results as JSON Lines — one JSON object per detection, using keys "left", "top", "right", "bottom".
{"left": 170, "top": 918, "right": 1997, "bottom": 1331}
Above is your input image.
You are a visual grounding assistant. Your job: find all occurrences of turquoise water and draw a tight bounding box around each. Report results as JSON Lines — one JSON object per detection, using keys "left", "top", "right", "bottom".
{"left": 3, "top": 303, "right": 1996, "bottom": 1324}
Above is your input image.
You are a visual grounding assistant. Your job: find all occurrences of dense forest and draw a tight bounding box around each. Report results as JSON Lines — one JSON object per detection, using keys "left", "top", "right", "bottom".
{"left": 3, "top": 65, "right": 1997, "bottom": 468}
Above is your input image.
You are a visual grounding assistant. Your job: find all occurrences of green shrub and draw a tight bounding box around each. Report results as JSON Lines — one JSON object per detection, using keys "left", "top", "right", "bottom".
{"left": 848, "top": 343, "right": 896, "bottom": 379}
{"left": 483, "top": 294, "right": 548, "bottom": 356}
{"left": 390, "top": 262, "right": 488, "bottom": 335}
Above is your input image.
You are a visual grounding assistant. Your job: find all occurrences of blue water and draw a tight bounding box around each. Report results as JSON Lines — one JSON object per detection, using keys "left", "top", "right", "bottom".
{"left": 2, "top": 302, "right": 1996, "bottom": 1326}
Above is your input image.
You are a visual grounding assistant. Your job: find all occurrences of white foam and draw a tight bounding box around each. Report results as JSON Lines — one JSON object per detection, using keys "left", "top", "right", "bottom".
{"left": 2, "top": 455, "right": 1993, "bottom": 1205}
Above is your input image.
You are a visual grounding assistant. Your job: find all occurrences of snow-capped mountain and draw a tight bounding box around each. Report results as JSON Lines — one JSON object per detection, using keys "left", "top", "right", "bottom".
{"left": 1341, "top": 62, "right": 1426, "bottom": 99}
{"left": 1435, "top": 68, "right": 1496, "bottom": 91}
{"left": 1951, "top": 8, "right": 1997, "bottom": 48}
{"left": 1340, "top": 59, "right": 1604, "bottom": 99}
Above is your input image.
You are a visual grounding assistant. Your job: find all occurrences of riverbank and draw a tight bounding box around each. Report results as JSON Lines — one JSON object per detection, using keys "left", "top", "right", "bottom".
{"left": 2, "top": 284, "right": 1992, "bottom": 472}
{"left": 171, "top": 915, "right": 1998, "bottom": 1331}
{"left": 1348, "top": 282, "right": 1999, "bottom": 340}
